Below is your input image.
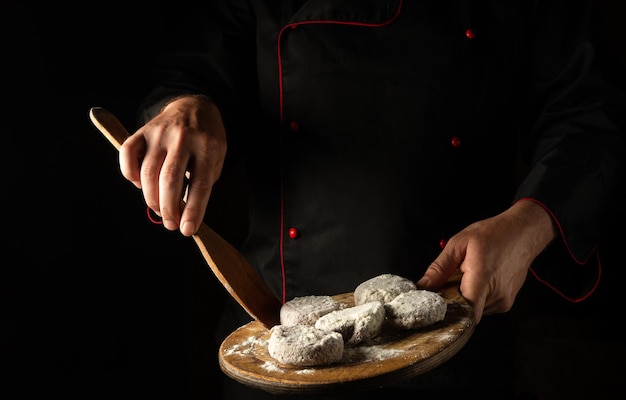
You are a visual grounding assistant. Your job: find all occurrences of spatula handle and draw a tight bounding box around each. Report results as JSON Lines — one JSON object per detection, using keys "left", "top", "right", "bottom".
{"left": 89, "top": 107, "right": 128, "bottom": 150}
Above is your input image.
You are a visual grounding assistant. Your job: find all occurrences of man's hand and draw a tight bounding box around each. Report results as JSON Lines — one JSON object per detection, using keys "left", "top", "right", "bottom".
{"left": 119, "top": 95, "right": 227, "bottom": 237}
{"left": 417, "top": 199, "right": 556, "bottom": 324}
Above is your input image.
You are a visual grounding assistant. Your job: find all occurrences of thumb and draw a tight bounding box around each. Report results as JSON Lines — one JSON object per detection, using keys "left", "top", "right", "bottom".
{"left": 417, "top": 244, "right": 463, "bottom": 289}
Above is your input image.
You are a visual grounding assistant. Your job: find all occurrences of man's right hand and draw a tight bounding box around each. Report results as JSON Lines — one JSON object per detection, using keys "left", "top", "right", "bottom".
{"left": 119, "top": 95, "right": 227, "bottom": 237}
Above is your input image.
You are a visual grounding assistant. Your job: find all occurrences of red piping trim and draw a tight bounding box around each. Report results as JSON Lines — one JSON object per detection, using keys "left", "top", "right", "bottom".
{"left": 276, "top": 1, "right": 403, "bottom": 303}
{"left": 517, "top": 197, "right": 601, "bottom": 303}
{"left": 146, "top": 206, "right": 163, "bottom": 225}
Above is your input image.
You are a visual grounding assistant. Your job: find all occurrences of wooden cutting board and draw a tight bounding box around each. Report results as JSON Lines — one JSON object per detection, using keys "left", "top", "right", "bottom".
{"left": 219, "top": 272, "right": 474, "bottom": 396}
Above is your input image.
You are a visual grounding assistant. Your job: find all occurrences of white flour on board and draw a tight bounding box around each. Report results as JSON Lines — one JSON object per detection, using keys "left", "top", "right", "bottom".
{"left": 224, "top": 336, "right": 267, "bottom": 357}
{"left": 223, "top": 319, "right": 463, "bottom": 373}
{"left": 225, "top": 334, "right": 409, "bottom": 372}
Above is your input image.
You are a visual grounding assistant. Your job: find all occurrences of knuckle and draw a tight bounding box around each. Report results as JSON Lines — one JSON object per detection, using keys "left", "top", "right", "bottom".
{"left": 140, "top": 162, "right": 160, "bottom": 181}
{"left": 189, "top": 175, "right": 213, "bottom": 192}
{"left": 160, "top": 163, "right": 184, "bottom": 183}
{"left": 427, "top": 260, "right": 447, "bottom": 275}
{"left": 160, "top": 204, "right": 179, "bottom": 217}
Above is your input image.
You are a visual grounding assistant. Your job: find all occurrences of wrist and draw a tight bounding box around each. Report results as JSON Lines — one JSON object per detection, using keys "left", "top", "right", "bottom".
{"left": 509, "top": 198, "right": 557, "bottom": 253}
{"left": 161, "top": 93, "right": 214, "bottom": 113}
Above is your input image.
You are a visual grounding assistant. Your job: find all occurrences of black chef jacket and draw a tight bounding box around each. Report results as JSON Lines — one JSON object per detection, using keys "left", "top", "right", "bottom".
{"left": 138, "top": 0, "right": 624, "bottom": 329}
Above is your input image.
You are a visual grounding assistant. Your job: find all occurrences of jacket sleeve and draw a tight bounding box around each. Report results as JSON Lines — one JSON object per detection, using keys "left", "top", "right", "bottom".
{"left": 135, "top": 0, "right": 257, "bottom": 129}
{"left": 513, "top": 0, "right": 625, "bottom": 299}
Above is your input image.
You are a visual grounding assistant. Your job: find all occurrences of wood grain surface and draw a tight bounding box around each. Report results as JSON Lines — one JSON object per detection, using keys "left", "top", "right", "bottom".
{"left": 219, "top": 273, "right": 474, "bottom": 395}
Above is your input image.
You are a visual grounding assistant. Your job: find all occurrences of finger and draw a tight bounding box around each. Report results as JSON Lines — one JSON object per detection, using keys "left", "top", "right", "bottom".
{"left": 179, "top": 152, "right": 219, "bottom": 236}
{"left": 417, "top": 240, "right": 465, "bottom": 289}
{"left": 158, "top": 152, "right": 190, "bottom": 231}
{"left": 139, "top": 145, "right": 167, "bottom": 219}
{"left": 179, "top": 171, "right": 213, "bottom": 236}
{"left": 119, "top": 133, "right": 146, "bottom": 189}
{"left": 457, "top": 266, "right": 489, "bottom": 324}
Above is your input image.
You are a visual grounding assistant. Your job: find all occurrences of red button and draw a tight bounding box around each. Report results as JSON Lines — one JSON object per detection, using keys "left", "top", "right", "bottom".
{"left": 451, "top": 136, "right": 462, "bottom": 148}
{"left": 288, "top": 227, "right": 299, "bottom": 239}
{"left": 439, "top": 238, "right": 447, "bottom": 249}
{"left": 289, "top": 120, "right": 299, "bottom": 132}
{"left": 465, "top": 28, "right": 476, "bottom": 39}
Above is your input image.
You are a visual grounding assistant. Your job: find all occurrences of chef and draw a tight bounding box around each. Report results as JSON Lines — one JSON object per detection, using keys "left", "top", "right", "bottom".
{"left": 119, "top": 0, "right": 624, "bottom": 397}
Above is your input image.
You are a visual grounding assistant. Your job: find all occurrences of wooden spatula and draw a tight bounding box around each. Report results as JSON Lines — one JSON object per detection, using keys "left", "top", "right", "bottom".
{"left": 88, "top": 106, "right": 282, "bottom": 329}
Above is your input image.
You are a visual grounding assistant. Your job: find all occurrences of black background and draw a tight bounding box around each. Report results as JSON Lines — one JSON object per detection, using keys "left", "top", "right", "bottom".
{"left": 3, "top": 1, "right": 626, "bottom": 399}
{"left": 3, "top": 2, "right": 231, "bottom": 397}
